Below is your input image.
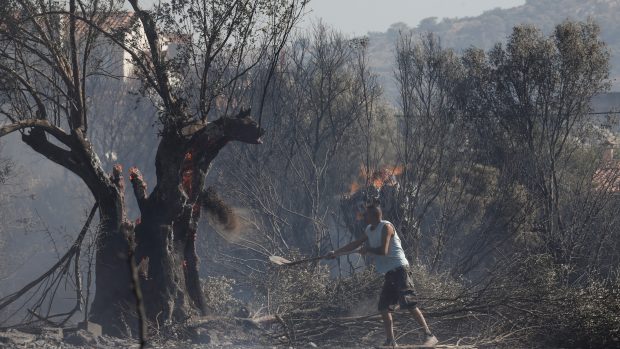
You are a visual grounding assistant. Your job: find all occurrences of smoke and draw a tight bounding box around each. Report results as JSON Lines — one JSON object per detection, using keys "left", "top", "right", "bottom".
{"left": 201, "top": 187, "right": 239, "bottom": 232}
{"left": 347, "top": 296, "right": 379, "bottom": 317}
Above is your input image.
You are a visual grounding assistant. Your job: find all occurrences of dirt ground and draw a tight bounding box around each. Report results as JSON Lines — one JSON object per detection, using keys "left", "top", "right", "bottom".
{"left": 0, "top": 318, "right": 478, "bottom": 349}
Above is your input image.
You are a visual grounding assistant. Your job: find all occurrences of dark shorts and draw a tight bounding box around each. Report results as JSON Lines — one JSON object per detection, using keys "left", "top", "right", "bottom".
{"left": 378, "top": 266, "right": 418, "bottom": 312}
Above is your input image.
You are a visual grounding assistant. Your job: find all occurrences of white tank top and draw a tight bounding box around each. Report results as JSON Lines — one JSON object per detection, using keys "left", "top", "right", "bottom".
{"left": 365, "top": 220, "right": 409, "bottom": 274}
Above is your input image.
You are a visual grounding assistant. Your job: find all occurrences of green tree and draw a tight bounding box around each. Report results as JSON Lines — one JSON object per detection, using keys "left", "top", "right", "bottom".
{"left": 459, "top": 21, "right": 610, "bottom": 266}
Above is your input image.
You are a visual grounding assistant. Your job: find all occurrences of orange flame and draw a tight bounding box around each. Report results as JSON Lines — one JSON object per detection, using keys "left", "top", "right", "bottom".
{"left": 349, "top": 181, "right": 360, "bottom": 195}
{"left": 373, "top": 177, "right": 383, "bottom": 189}
{"left": 388, "top": 165, "right": 404, "bottom": 176}
{"left": 347, "top": 165, "right": 404, "bottom": 194}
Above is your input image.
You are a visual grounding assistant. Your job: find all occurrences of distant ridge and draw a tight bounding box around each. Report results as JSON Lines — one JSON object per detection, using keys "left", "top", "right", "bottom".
{"left": 366, "top": 0, "right": 620, "bottom": 94}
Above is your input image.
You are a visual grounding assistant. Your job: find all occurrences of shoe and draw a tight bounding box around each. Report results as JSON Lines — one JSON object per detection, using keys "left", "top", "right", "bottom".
{"left": 421, "top": 333, "right": 438, "bottom": 347}
{"left": 382, "top": 338, "right": 398, "bottom": 347}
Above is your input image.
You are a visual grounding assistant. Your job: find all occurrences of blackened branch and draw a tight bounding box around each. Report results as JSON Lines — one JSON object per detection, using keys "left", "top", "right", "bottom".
{"left": 129, "top": 167, "right": 148, "bottom": 212}
{"left": 0, "top": 203, "right": 98, "bottom": 325}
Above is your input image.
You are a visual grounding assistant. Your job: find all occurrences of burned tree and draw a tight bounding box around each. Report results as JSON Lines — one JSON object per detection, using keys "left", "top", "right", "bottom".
{"left": 391, "top": 32, "right": 478, "bottom": 263}
{"left": 0, "top": 0, "right": 305, "bottom": 336}
{"left": 215, "top": 24, "right": 385, "bottom": 259}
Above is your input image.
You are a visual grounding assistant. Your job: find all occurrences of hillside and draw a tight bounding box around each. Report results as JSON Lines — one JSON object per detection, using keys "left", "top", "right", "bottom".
{"left": 367, "top": 0, "right": 620, "bottom": 95}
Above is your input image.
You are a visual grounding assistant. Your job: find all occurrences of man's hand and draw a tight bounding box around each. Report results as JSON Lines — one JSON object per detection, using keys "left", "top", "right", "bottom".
{"left": 359, "top": 245, "right": 368, "bottom": 255}
{"left": 327, "top": 235, "right": 368, "bottom": 259}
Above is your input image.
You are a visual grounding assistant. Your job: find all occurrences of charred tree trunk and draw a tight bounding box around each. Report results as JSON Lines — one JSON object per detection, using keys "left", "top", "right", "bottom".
{"left": 94, "top": 112, "right": 264, "bottom": 334}
{"left": 87, "top": 167, "right": 134, "bottom": 335}
{"left": 89, "top": 199, "right": 133, "bottom": 335}
{"left": 19, "top": 128, "right": 133, "bottom": 335}
{"left": 1, "top": 0, "right": 297, "bottom": 336}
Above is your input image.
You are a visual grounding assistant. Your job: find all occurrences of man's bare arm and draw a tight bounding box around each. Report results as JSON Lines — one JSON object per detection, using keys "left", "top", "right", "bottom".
{"left": 364, "top": 224, "right": 393, "bottom": 256}
{"left": 327, "top": 235, "right": 368, "bottom": 258}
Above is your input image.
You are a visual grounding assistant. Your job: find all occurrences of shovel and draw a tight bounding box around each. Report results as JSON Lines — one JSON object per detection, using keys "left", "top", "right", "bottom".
{"left": 269, "top": 249, "right": 360, "bottom": 266}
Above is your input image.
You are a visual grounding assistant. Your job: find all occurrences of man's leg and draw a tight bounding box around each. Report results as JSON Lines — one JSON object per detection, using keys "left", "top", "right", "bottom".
{"left": 378, "top": 272, "right": 399, "bottom": 346}
{"left": 381, "top": 310, "right": 395, "bottom": 343}
{"left": 408, "top": 307, "right": 438, "bottom": 346}
{"left": 408, "top": 307, "right": 431, "bottom": 335}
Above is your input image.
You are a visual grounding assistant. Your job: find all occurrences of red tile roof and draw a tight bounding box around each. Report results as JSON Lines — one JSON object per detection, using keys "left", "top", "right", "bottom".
{"left": 74, "top": 11, "right": 138, "bottom": 34}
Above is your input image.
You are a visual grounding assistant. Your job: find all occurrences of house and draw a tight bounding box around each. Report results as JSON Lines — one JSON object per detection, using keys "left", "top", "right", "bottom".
{"left": 1, "top": 10, "right": 186, "bottom": 81}
{"left": 72, "top": 11, "right": 149, "bottom": 81}
{"left": 593, "top": 137, "right": 620, "bottom": 193}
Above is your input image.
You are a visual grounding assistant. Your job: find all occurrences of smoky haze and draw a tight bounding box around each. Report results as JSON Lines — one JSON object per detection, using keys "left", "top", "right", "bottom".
{"left": 1, "top": 0, "right": 616, "bottom": 322}
{"left": 136, "top": 0, "right": 527, "bottom": 35}
{"left": 1, "top": 0, "right": 620, "bottom": 347}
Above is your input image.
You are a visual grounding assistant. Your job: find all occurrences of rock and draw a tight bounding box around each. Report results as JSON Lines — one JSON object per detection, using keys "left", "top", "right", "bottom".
{"left": 77, "top": 321, "right": 103, "bottom": 336}
{"left": 188, "top": 327, "right": 211, "bottom": 344}
{"left": 33, "top": 339, "right": 47, "bottom": 347}
{"left": 0, "top": 329, "right": 37, "bottom": 345}
{"left": 234, "top": 306, "right": 251, "bottom": 318}
{"left": 40, "top": 327, "right": 63, "bottom": 341}
{"left": 64, "top": 329, "right": 99, "bottom": 346}
{"left": 96, "top": 335, "right": 114, "bottom": 346}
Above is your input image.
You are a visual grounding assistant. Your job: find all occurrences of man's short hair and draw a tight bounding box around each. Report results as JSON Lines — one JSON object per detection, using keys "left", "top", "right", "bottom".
{"left": 365, "top": 204, "right": 382, "bottom": 218}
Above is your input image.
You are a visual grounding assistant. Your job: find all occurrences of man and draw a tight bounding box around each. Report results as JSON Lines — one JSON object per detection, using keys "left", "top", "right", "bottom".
{"left": 327, "top": 205, "right": 438, "bottom": 348}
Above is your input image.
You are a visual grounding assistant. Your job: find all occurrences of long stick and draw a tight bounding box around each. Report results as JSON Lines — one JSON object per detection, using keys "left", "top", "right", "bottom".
{"left": 270, "top": 249, "right": 360, "bottom": 266}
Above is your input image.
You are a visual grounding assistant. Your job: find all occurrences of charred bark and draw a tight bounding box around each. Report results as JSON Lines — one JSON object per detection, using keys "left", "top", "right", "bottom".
{"left": 89, "top": 167, "right": 133, "bottom": 336}
{"left": 19, "top": 129, "right": 132, "bottom": 335}
{"left": 114, "top": 111, "right": 266, "bottom": 333}
{"left": 0, "top": 0, "right": 299, "bottom": 340}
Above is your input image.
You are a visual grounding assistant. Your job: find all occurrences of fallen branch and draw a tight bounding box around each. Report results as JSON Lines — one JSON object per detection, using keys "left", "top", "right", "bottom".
{"left": 0, "top": 203, "right": 98, "bottom": 327}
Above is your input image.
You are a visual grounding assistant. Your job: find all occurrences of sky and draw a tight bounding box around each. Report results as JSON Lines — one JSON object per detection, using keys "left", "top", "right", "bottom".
{"left": 299, "top": 0, "right": 526, "bottom": 35}
{"left": 139, "top": 0, "right": 527, "bottom": 35}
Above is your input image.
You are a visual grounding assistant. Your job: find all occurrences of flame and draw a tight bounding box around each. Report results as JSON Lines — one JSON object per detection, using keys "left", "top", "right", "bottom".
{"left": 372, "top": 165, "right": 404, "bottom": 189}
{"left": 388, "top": 165, "right": 404, "bottom": 177}
{"left": 347, "top": 164, "right": 404, "bottom": 194}
{"left": 373, "top": 177, "right": 384, "bottom": 189}
{"left": 349, "top": 181, "right": 360, "bottom": 195}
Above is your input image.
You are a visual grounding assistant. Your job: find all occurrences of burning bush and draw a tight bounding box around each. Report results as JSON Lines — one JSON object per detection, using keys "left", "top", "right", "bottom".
{"left": 341, "top": 165, "right": 405, "bottom": 239}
